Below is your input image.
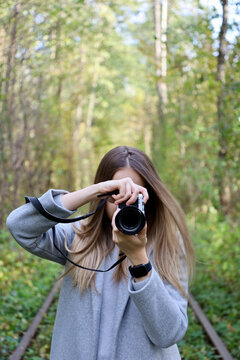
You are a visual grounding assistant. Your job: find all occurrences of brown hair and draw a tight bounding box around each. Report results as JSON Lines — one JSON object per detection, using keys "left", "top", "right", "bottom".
{"left": 62, "top": 146, "right": 195, "bottom": 296}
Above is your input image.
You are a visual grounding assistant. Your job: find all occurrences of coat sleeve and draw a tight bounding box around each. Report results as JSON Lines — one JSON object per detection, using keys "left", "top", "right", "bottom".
{"left": 6, "top": 189, "right": 78, "bottom": 265}
{"left": 128, "top": 253, "right": 188, "bottom": 348}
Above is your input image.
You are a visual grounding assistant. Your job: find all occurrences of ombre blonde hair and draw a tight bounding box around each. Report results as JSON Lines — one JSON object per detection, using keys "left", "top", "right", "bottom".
{"left": 62, "top": 146, "right": 195, "bottom": 297}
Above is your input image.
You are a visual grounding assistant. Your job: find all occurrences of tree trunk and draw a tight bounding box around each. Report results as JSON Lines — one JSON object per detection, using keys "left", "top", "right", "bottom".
{"left": 3, "top": 1, "right": 20, "bottom": 147}
{"left": 0, "top": 0, "right": 21, "bottom": 225}
{"left": 216, "top": 0, "right": 230, "bottom": 215}
{"left": 153, "top": 0, "right": 168, "bottom": 170}
{"left": 159, "top": 0, "right": 168, "bottom": 105}
{"left": 85, "top": 58, "right": 100, "bottom": 136}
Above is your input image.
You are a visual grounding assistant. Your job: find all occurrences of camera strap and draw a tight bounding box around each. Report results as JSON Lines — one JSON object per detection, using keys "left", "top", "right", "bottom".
{"left": 25, "top": 192, "right": 127, "bottom": 272}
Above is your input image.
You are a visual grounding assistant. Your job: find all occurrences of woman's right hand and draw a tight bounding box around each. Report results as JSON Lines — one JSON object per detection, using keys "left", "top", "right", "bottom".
{"left": 97, "top": 178, "right": 149, "bottom": 206}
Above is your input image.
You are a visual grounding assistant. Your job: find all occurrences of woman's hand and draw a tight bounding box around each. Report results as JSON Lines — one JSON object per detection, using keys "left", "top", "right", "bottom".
{"left": 61, "top": 177, "right": 148, "bottom": 211}
{"left": 112, "top": 208, "right": 149, "bottom": 266}
{"left": 98, "top": 177, "right": 149, "bottom": 206}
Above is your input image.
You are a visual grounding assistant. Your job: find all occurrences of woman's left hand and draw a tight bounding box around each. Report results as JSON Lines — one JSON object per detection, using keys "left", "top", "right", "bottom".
{"left": 112, "top": 208, "right": 149, "bottom": 265}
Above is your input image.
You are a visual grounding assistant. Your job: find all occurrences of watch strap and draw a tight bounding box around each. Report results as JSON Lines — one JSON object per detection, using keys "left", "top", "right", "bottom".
{"left": 129, "top": 261, "right": 152, "bottom": 278}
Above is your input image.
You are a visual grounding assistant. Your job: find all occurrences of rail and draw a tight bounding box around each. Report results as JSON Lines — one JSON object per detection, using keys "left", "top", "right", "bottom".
{"left": 9, "top": 284, "right": 235, "bottom": 360}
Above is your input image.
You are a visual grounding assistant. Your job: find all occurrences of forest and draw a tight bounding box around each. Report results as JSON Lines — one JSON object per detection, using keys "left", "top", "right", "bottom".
{"left": 0, "top": 0, "right": 239, "bottom": 359}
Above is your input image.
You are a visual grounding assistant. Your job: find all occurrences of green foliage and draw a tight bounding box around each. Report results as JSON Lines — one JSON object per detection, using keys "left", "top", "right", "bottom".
{"left": 23, "top": 294, "right": 59, "bottom": 360}
{"left": 23, "top": 295, "right": 58, "bottom": 360}
{"left": 190, "top": 212, "right": 240, "bottom": 290}
{"left": 0, "top": 230, "right": 61, "bottom": 359}
{"left": 188, "top": 214, "right": 240, "bottom": 359}
{"left": 0, "top": 0, "right": 239, "bottom": 220}
{"left": 0, "top": 0, "right": 239, "bottom": 359}
{"left": 179, "top": 307, "right": 221, "bottom": 360}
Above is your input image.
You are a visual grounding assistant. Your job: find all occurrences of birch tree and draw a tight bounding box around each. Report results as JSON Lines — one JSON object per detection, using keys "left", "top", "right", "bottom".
{"left": 216, "top": 0, "right": 230, "bottom": 215}
{"left": 153, "top": 0, "right": 168, "bottom": 169}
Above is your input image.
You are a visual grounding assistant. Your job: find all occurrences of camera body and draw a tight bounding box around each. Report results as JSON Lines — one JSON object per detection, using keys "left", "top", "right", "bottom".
{"left": 115, "top": 194, "right": 146, "bottom": 235}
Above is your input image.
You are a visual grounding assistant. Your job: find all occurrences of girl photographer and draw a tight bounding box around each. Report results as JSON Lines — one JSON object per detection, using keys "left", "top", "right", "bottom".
{"left": 7, "top": 145, "right": 195, "bottom": 360}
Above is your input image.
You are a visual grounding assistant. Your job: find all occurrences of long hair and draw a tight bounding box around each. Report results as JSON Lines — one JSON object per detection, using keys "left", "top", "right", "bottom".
{"left": 62, "top": 146, "right": 195, "bottom": 296}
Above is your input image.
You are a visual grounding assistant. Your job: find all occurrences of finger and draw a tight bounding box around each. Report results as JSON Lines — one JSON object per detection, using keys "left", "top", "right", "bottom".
{"left": 126, "top": 185, "right": 148, "bottom": 206}
{"left": 113, "top": 183, "right": 127, "bottom": 201}
{"left": 115, "top": 184, "right": 132, "bottom": 204}
{"left": 139, "top": 223, "right": 147, "bottom": 235}
{"left": 137, "top": 223, "right": 148, "bottom": 241}
{"left": 112, "top": 229, "right": 119, "bottom": 246}
{"left": 116, "top": 182, "right": 132, "bottom": 204}
{"left": 112, "top": 208, "right": 120, "bottom": 231}
{"left": 126, "top": 187, "right": 139, "bottom": 205}
{"left": 141, "top": 188, "right": 149, "bottom": 204}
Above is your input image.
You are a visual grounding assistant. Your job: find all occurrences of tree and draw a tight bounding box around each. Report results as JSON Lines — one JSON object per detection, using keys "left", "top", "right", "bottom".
{"left": 153, "top": 0, "right": 168, "bottom": 170}
{"left": 216, "top": 0, "right": 231, "bottom": 216}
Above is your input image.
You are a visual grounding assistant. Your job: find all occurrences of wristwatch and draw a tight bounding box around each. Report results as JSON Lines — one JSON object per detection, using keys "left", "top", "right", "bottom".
{"left": 129, "top": 261, "right": 152, "bottom": 278}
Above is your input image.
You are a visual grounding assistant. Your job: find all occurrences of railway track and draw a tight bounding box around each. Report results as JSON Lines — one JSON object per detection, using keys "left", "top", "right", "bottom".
{"left": 9, "top": 282, "right": 235, "bottom": 360}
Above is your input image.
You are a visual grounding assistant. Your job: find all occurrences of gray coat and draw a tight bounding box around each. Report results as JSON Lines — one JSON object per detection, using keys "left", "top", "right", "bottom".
{"left": 6, "top": 189, "right": 188, "bottom": 360}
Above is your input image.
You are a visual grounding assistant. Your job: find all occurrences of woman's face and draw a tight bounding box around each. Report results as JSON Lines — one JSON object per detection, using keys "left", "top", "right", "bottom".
{"left": 105, "top": 167, "right": 146, "bottom": 220}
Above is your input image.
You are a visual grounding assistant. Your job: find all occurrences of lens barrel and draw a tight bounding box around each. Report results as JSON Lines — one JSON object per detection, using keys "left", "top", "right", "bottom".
{"left": 115, "top": 195, "right": 145, "bottom": 235}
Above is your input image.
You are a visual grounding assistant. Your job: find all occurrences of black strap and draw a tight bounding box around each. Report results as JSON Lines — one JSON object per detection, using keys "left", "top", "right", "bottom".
{"left": 25, "top": 193, "right": 126, "bottom": 272}
{"left": 25, "top": 192, "right": 115, "bottom": 223}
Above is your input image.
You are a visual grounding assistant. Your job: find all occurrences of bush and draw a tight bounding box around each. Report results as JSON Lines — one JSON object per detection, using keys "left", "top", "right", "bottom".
{"left": 188, "top": 212, "right": 240, "bottom": 359}
{"left": 0, "top": 230, "right": 61, "bottom": 360}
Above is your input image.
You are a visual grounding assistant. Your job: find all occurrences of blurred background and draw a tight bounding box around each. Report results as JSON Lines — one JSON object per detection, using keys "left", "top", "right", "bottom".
{"left": 0, "top": 0, "right": 239, "bottom": 359}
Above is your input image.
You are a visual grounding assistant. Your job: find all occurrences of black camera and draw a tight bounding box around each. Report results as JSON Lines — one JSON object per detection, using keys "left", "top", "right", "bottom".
{"left": 115, "top": 194, "right": 146, "bottom": 235}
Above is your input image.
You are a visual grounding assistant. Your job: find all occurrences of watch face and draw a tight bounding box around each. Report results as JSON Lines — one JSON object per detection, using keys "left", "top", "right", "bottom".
{"left": 135, "top": 266, "right": 148, "bottom": 277}
{"left": 129, "top": 262, "right": 152, "bottom": 278}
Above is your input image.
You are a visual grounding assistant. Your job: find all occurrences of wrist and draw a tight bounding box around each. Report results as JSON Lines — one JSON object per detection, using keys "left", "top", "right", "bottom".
{"left": 129, "top": 259, "right": 152, "bottom": 282}
{"left": 127, "top": 248, "right": 149, "bottom": 266}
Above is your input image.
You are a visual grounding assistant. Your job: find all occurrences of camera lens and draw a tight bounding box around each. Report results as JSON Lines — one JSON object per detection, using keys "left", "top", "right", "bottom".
{"left": 120, "top": 208, "right": 139, "bottom": 228}
{"left": 115, "top": 207, "right": 145, "bottom": 235}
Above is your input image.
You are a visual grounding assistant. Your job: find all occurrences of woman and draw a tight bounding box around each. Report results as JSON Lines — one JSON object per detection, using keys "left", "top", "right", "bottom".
{"left": 6, "top": 145, "right": 195, "bottom": 360}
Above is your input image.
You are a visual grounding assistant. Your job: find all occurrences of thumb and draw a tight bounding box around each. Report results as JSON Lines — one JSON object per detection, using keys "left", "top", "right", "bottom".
{"left": 112, "top": 207, "right": 120, "bottom": 231}
{"left": 138, "top": 223, "right": 147, "bottom": 239}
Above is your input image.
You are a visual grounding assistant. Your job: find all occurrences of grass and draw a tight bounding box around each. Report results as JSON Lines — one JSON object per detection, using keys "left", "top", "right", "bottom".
{"left": 0, "top": 230, "right": 61, "bottom": 360}
{"left": 23, "top": 293, "right": 59, "bottom": 360}
{"left": 186, "top": 212, "right": 240, "bottom": 359}
{"left": 179, "top": 307, "right": 221, "bottom": 360}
